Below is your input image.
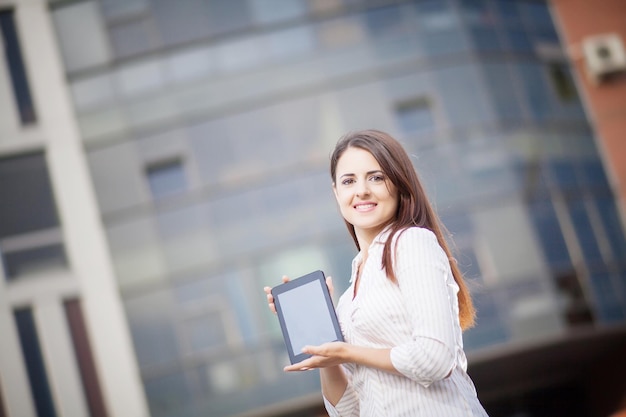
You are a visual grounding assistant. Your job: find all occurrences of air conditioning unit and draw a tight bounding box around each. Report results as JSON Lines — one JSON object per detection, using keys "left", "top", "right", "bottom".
{"left": 581, "top": 33, "right": 626, "bottom": 84}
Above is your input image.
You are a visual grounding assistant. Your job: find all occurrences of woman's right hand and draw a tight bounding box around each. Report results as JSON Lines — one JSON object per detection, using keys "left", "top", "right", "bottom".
{"left": 263, "top": 275, "right": 334, "bottom": 314}
{"left": 263, "top": 275, "right": 290, "bottom": 314}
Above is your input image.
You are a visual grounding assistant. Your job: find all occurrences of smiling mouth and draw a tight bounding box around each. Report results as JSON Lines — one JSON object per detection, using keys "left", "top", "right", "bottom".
{"left": 354, "top": 203, "right": 376, "bottom": 211}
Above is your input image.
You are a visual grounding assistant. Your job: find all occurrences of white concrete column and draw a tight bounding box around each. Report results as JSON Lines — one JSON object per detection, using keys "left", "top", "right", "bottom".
{"left": 15, "top": 1, "right": 149, "bottom": 417}
{"left": 0, "top": 279, "right": 36, "bottom": 417}
{"left": 35, "top": 294, "right": 89, "bottom": 417}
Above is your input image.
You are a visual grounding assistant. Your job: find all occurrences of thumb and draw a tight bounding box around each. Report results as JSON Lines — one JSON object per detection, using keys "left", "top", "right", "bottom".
{"left": 326, "top": 276, "right": 334, "bottom": 297}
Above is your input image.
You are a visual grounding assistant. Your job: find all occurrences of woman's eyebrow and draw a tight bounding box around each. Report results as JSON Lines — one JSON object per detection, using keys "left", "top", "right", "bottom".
{"left": 339, "top": 170, "right": 383, "bottom": 179}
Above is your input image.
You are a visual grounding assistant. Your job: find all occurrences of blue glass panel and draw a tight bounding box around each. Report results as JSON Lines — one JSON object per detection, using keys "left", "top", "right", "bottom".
{"left": 145, "top": 371, "right": 194, "bottom": 417}
{"left": 568, "top": 198, "right": 604, "bottom": 264}
{"left": 528, "top": 199, "right": 571, "bottom": 271}
{"left": 494, "top": 1, "right": 522, "bottom": 27}
{"left": 395, "top": 100, "right": 435, "bottom": 134}
{"left": 546, "top": 159, "right": 579, "bottom": 189}
{"left": 146, "top": 159, "right": 187, "bottom": 198}
{"left": 506, "top": 29, "right": 533, "bottom": 51}
{"left": 589, "top": 272, "right": 626, "bottom": 323}
{"left": 516, "top": 63, "right": 554, "bottom": 121}
{"left": 0, "top": 10, "right": 36, "bottom": 124}
{"left": 580, "top": 158, "right": 610, "bottom": 188}
{"left": 482, "top": 63, "right": 525, "bottom": 121}
{"left": 364, "top": 4, "right": 405, "bottom": 37}
{"left": 594, "top": 197, "right": 626, "bottom": 261}
{"left": 14, "top": 308, "right": 58, "bottom": 417}
{"left": 520, "top": 2, "right": 555, "bottom": 29}
{"left": 469, "top": 27, "right": 502, "bottom": 51}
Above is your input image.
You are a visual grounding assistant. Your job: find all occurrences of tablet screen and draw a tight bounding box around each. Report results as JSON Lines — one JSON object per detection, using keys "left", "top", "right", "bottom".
{"left": 271, "top": 270, "right": 343, "bottom": 364}
{"left": 277, "top": 279, "right": 338, "bottom": 354}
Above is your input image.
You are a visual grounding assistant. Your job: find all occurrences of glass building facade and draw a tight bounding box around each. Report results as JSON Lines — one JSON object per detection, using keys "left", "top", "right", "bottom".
{"left": 45, "top": 0, "right": 626, "bottom": 416}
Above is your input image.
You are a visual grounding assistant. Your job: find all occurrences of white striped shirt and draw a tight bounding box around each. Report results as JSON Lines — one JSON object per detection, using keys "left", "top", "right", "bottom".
{"left": 323, "top": 227, "right": 489, "bottom": 417}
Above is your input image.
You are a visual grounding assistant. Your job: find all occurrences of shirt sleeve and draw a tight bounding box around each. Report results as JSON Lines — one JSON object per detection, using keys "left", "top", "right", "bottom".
{"left": 323, "top": 381, "right": 359, "bottom": 417}
{"left": 389, "top": 227, "right": 459, "bottom": 387}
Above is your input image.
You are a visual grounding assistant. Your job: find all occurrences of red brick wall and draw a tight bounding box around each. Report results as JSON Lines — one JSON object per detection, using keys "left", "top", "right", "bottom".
{"left": 551, "top": 0, "right": 626, "bottom": 225}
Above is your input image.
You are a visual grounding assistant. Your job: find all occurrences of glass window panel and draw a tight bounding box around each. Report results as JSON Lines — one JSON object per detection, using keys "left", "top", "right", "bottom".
{"left": 250, "top": 0, "right": 307, "bottom": 24}
{"left": 482, "top": 63, "right": 525, "bottom": 122}
{"left": 155, "top": 203, "right": 215, "bottom": 271}
{"left": 495, "top": 1, "right": 522, "bottom": 27}
{"left": 546, "top": 158, "right": 579, "bottom": 189}
{"left": 520, "top": 2, "right": 555, "bottom": 29}
{"left": 146, "top": 158, "right": 187, "bottom": 198}
{"left": 186, "top": 119, "right": 237, "bottom": 185}
{"left": 436, "top": 65, "right": 492, "bottom": 127}
{"left": 460, "top": 141, "right": 518, "bottom": 198}
{"left": 594, "top": 197, "right": 626, "bottom": 261}
{"left": 363, "top": 4, "right": 407, "bottom": 38}
{"left": 395, "top": 97, "right": 435, "bottom": 134}
{"left": 0, "top": 10, "right": 36, "bottom": 124}
{"left": 163, "top": 46, "right": 213, "bottom": 84}
{"left": 469, "top": 27, "right": 502, "bottom": 51}
{"left": 0, "top": 152, "right": 60, "bottom": 237}
{"left": 516, "top": 63, "right": 555, "bottom": 121}
{"left": 506, "top": 29, "right": 533, "bottom": 51}
{"left": 87, "top": 142, "right": 148, "bottom": 213}
{"left": 2, "top": 243, "right": 67, "bottom": 280}
{"left": 125, "top": 291, "right": 180, "bottom": 368}
{"left": 206, "top": 0, "right": 251, "bottom": 35}
{"left": 266, "top": 26, "right": 316, "bottom": 61}
{"left": 580, "top": 158, "right": 609, "bottom": 188}
{"left": 152, "top": 0, "right": 210, "bottom": 46}
{"left": 567, "top": 198, "right": 604, "bottom": 264}
{"left": 528, "top": 198, "right": 572, "bottom": 271}
{"left": 70, "top": 73, "right": 116, "bottom": 111}
{"left": 115, "top": 59, "right": 165, "bottom": 98}
{"left": 51, "top": 1, "right": 111, "bottom": 73}
{"left": 316, "top": 16, "right": 366, "bottom": 49}
{"left": 144, "top": 371, "right": 193, "bottom": 417}
{"left": 14, "top": 308, "right": 58, "bottom": 417}
{"left": 589, "top": 272, "right": 626, "bottom": 323}
{"left": 100, "top": 0, "right": 149, "bottom": 21}
{"left": 183, "top": 311, "right": 227, "bottom": 352}
{"left": 106, "top": 218, "right": 166, "bottom": 289}
{"left": 548, "top": 63, "right": 578, "bottom": 103}
{"left": 215, "top": 37, "right": 265, "bottom": 73}
{"left": 473, "top": 199, "right": 548, "bottom": 284}
{"left": 109, "top": 17, "right": 159, "bottom": 59}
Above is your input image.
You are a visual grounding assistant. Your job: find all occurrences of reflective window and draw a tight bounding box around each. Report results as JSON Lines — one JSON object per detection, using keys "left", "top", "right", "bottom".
{"left": 482, "top": 63, "right": 525, "bottom": 122}
{"left": 115, "top": 59, "right": 165, "bottom": 98}
{"left": 594, "top": 197, "right": 626, "bottom": 261}
{"left": 100, "top": 0, "right": 149, "bottom": 21}
{"left": 109, "top": 17, "right": 159, "bottom": 59}
{"left": 0, "top": 152, "right": 67, "bottom": 280}
{"left": 436, "top": 65, "right": 492, "bottom": 127}
{"left": 590, "top": 272, "right": 626, "bottom": 323}
{"left": 51, "top": 1, "right": 111, "bottom": 73}
{"left": 548, "top": 63, "right": 578, "bottom": 103}
{"left": 250, "top": 0, "right": 307, "bottom": 24}
{"left": 215, "top": 36, "right": 265, "bottom": 73}
{"left": 144, "top": 371, "right": 193, "bottom": 417}
{"left": 567, "top": 198, "right": 604, "bottom": 264}
{"left": 14, "top": 307, "right": 58, "bottom": 417}
{"left": 516, "top": 63, "right": 554, "bottom": 121}
{"left": 265, "top": 26, "right": 317, "bottom": 61}
{"left": 163, "top": 46, "right": 213, "bottom": 84}
{"left": 528, "top": 198, "right": 571, "bottom": 271}
{"left": 146, "top": 158, "right": 187, "bottom": 198}
{"left": 152, "top": 0, "right": 211, "bottom": 46}
{"left": 70, "top": 73, "right": 116, "bottom": 111}
{"left": 395, "top": 97, "right": 435, "bottom": 134}
{"left": 206, "top": 0, "right": 251, "bottom": 36}
{"left": 0, "top": 10, "right": 36, "bottom": 124}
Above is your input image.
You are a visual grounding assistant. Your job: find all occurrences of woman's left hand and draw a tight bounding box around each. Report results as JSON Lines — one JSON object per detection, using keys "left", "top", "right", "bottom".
{"left": 284, "top": 342, "right": 350, "bottom": 372}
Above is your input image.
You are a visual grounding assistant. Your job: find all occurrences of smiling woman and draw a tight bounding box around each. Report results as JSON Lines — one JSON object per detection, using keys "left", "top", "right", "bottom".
{"left": 265, "top": 129, "right": 489, "bottom": 417}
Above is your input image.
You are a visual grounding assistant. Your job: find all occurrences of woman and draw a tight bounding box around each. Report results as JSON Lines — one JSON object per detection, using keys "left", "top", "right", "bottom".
{"left": 264, "top": 130, "right": 488, "bottom": 416}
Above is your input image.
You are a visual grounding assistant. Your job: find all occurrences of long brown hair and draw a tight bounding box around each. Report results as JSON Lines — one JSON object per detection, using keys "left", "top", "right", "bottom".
{"left": 330, "top": 129, "right": 476, "bottom": 330}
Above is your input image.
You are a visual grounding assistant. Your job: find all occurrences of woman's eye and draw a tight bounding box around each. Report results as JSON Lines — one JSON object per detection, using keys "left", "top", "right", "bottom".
{"left": 369, "top": 175, "right": 384, "bottom": 182}
{"left": 341, "top": 178, "right": 355, "bottom": 185}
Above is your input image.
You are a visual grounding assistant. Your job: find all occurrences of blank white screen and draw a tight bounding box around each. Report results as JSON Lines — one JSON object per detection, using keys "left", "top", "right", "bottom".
{"left": 277, "top": 279, "right": 338, "bottom": 354}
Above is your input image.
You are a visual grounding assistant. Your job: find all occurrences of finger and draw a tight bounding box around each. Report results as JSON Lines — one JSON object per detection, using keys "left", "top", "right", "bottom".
{"left": 326, "top": 276, "right": 334, "bottom": 297}
{"left": 281, "top": 275, "right": 290, "bottom": 283}
{"left": 263, "top": 286, "right": 271, "bottom": 295}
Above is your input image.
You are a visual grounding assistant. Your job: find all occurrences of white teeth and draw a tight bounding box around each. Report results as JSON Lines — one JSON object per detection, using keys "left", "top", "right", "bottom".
{"left": 355, "top": 204, "right": 375, "bottom": 210}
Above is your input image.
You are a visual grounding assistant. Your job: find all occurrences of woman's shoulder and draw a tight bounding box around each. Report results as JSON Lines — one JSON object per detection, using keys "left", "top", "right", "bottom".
{"left": 394, "top": 226, "right": 438, "bottom": 244}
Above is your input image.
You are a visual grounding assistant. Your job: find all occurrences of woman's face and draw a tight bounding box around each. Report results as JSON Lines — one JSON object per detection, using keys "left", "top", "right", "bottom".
{"left": 333, "top": 147, "right": 399, "bottom": 243}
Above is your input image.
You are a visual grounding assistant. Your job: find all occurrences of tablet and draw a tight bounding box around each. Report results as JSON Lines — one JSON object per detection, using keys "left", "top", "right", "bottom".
{"left": 271, "top": 270, "right": 344, "bottom": 364}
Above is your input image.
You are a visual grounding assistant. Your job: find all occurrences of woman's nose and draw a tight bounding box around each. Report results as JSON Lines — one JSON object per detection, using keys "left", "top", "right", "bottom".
{"left": 355, "top": 182, "right": 370, "bottom": 198}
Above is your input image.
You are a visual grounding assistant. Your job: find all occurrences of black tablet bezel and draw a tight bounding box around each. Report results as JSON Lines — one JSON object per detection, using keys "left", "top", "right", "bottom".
{"left": 271, "top": 270, "right": 344, "bottom": 364}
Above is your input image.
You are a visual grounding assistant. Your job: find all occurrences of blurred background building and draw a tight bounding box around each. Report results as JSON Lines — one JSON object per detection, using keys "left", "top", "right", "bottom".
{"left": 1, "top": 0, "right": 625, "bottom": 417}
